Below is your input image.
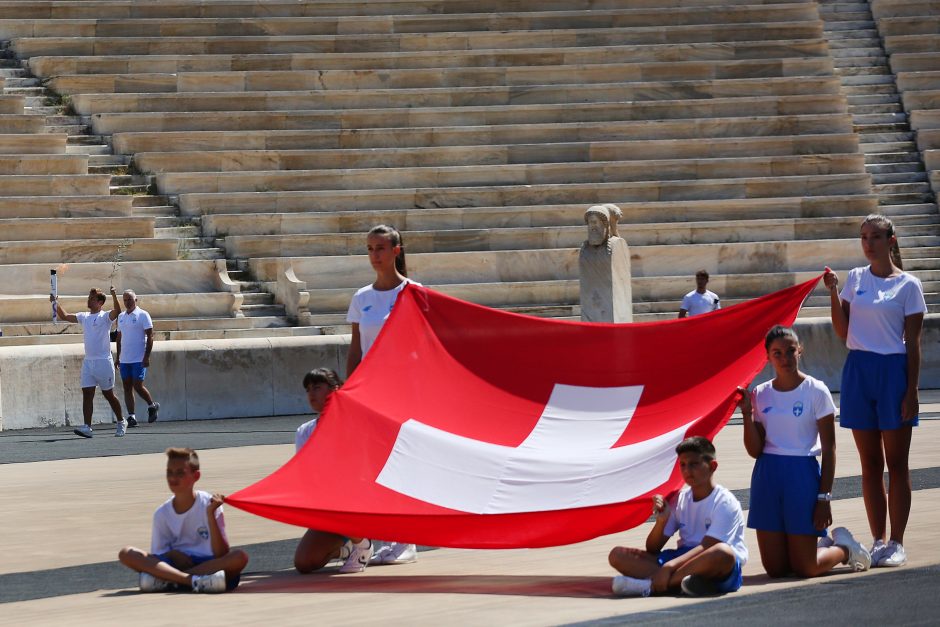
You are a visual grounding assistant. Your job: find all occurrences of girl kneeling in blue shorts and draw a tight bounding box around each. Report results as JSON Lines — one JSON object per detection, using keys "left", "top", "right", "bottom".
{"left": 737, "top": 326, "right": 870, "bottom": 577}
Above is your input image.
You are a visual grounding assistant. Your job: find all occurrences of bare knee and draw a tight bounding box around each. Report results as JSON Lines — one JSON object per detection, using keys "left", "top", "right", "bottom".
{"left": 118, "top": 546, "right": 144, "bottom": 567}
{"left": 231, "top": 549, "right": 249, "bottom": 570}
{"left": 608, "top": 546, "right": 629, "bottom": 569}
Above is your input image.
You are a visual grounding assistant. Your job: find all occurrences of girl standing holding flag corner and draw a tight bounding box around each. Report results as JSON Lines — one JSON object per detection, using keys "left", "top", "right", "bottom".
{"left": 346, "top": 224, "right": 421, "bottom": 565}
{"left": 823, "top": 214, "right": 926, "bottom": 567}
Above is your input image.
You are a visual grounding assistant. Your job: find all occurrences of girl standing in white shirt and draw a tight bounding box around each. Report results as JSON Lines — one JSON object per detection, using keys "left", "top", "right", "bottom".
{"left": 737, "top": 326, "right": 870, "bottom": 578}
{"left": 345, "top": 224, "right": 419, "bottom": 565}
{"left": 823, "top": 214, "right": 927, "bottom": 567}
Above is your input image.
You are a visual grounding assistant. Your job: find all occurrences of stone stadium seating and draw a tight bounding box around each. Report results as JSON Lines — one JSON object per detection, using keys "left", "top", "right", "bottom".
{"left": 873, "top": 0, "right": 940, "bottom": 196}
{"left": 0, "top": 0, "right": 936, "bottom": 340}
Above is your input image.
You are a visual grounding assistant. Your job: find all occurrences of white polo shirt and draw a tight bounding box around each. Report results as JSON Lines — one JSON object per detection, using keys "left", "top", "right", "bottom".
{"left": 118, "top": 307, "right": 154, "bottom": 364}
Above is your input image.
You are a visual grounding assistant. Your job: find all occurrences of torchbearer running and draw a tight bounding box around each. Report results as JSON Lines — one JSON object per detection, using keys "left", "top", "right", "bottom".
{"left": 51, "top": 286, "right": 126, "bottom": 438}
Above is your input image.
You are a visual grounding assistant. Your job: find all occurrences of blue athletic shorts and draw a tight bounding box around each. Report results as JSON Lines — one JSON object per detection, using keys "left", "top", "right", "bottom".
{"left": 156, "top": 552, "right": 239, "bottom": 591}
{"left": 748, "top": 453, "right": 825, "bottom": 537}
{"left": 840, "top": 350, "right": 918, "bottom": 430}
{"left": 657, "top": 545, "right": 742, "bottom": 593}
{"left": 119, "top": 362, "right": 147, "bottom": 381}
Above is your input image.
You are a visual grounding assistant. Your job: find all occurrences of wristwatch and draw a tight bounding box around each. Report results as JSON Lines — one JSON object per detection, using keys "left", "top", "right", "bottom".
{"left": 817, "top": 492, "right": 832, "bottom": 502}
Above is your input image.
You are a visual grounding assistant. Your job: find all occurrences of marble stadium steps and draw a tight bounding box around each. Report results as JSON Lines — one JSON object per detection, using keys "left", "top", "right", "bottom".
{"left": 120, "top": 131, "right": 860, "bottom": 162}
{"left": 67, "top": 73, "right": 842, "bottom": 117}
{"left": 197, "top": 196, "right": 883, "bottom": 238}
{"left": 0, "top": 195, "right": 134, "bottom": 218}
{"left": 0, "top": 0, "right": 817, "bottom": 20}
{"left": 3, "top": 4, "right": 824, "bottom": 51}
{"left": 0, "top": 133, "right": 67, "bottom": 154}
{"left": 872, "top": 0, "right": 940, "bottom": 195}
{"left": 151, "top": 153, "right": 868, "bottom": 196}
{"left": 0, "top": 153, "right": 86, "bottom": 174}
{"left": 219, "top": 214, "right": 875, "bottom": 260}
{"left": 130, "top": 135, "right": 862, "bottom": 174}
{"left": 11, "top": 20, "right": 829, "bottom": 62}
{"left": 0, "top": 115, "right": 44, "bottom": 133}
{"left": 24, "top": 38, "right": 832, "bottom": 77}
{"left": 0, "top": 259, "right": 245, "bottom": 338}
{"left": 175, "top": 173, "right": 875, "bottom": 216}
{"left": 0, "top": 216, "right": 154, "bottom": 240}
{"left": 43, "top": 52, "right": 836, "bottom": 95}
{"left": 93, "top": 92, "right": 848, "bottom": 136}
{"left": 0, "top": 94, "right": 25, "bottom": 113}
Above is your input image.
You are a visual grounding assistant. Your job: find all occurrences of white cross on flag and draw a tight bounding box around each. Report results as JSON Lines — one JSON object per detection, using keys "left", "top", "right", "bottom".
{"left": 227, "top": 277, "right": 820, "bottom": 548}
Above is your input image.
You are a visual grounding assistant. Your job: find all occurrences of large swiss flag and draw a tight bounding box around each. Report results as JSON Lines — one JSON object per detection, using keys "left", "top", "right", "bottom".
{"left": 227, "top": 276, "right": 820, "bottom": 548}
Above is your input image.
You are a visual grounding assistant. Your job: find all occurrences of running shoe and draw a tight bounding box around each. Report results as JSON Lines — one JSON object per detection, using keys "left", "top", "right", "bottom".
{"left": 878, "top": 541, "right": 907, "bottom": 567}
{"left": 148, "top": 403, "right": 160, "bottom": 423}
{"left": 611, "top": 575, "right": 652, "bottom": 597}
{"left": 680, "top": 575, "right": 720, "bottom": 597}
{"left": 373, "top": 542, "right": 418, "bottom": 565}
{"left": 339, "top": 539, "right": 373, "bottom": 574}
{"left": 127, "top": 415, "right": 138, "bottom": 428}
{"left": 191, "top": 570, "right": 227, "bottom": 593}
{"left": 73, "top": 424, "right": 93, "bottom": 438}
{"left": 870, "top": 539, "right": 888, "bottom": 565}
{"left": 115, "top": 420, "right": 127, "bottom": 437}
{"left": 832, "top": 527, "right": 872, "bottom": 571}
{"left": 818, "top": 535, "right": 835, "bottom": 549}
{"left": 139, "top": 572, "right": 171, "bottom": 592}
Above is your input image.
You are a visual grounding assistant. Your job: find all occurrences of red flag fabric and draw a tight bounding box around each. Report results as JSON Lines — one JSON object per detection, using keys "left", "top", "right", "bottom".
{"left": 227, "top": 275, "right": 821, "bottom": 548}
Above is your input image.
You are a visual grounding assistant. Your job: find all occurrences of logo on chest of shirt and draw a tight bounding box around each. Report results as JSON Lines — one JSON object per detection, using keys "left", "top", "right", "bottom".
{"left": 197, "top": 526, "right": 209, "bottom": 540}
{"left": 363, "top": 305, "right": 373, "bottom": 312}
{"left": 792, "top": 401, "right": 804, "bottom": 417}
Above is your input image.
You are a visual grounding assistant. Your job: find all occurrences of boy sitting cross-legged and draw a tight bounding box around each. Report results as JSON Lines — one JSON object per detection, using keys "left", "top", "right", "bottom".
{"left": 608, "top": 436, "right": 748, "bottom": 597}
{"left": 118, "top": 447, "right": 249, "bottom": 593}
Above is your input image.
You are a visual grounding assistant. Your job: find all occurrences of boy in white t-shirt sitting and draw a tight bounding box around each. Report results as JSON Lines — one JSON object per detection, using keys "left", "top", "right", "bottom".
{"left": 118, "top": 448, "right": 249, "bottom": 593}
{"left": 608, "top": 436, "right": 748, "bottom": 597}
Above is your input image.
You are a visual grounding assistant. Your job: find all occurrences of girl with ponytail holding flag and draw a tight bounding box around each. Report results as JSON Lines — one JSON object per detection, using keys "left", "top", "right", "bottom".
{"left": 824, "top": 214, "right": 926, "bottom": 568}
{"left": 346, "top": 224, "right": 420, "bottom": 565}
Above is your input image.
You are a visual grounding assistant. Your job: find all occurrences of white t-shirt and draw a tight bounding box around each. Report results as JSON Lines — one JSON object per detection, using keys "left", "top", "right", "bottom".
{"left": 752, "top": 376, "right": 837, "bottom": 457}
{"left": 151, "top": 490, "right": 227, "bottom": 558}
{"left": 76, "top": 310, "right": 113, "bottom": 360}
{"left": 663, "top": 485, "right": 748, "bottom": 564}
{"left": 346, "top": 279, "right": 420, "bottom": 355}
{"left": 840, "top": 266, "right": 927, "bottom": 355}
{"left": 295, "top": 417, "right": 319, "bottom": 452}
{"left": 117, "top": 307, "right": 153, "bottom": 364}
{"left": 681, "top": 290, "right": 721, "bottom": 316}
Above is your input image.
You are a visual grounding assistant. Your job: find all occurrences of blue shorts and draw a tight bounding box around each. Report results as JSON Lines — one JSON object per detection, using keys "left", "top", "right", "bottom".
{"left": 657, "top": 545, "right": 743, "bottom": 594}
{"left": 748, "top": 453, "right": 825, "bottom": 537}
{"left": 156, "top": 552, "right": 239, "bottom": 591}
{"left": 119, "top": 362, "right": 147, "bottom": 381}
{"left": 840, "top": 350, "right": 918, "bottom": 430}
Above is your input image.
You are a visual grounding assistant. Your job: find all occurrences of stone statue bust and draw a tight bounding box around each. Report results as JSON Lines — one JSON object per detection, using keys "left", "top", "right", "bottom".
{"left": 579, "top": 204, "right": 632, "bottom": 323}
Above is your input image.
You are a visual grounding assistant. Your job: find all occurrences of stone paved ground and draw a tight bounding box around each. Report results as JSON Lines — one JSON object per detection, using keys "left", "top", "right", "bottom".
{"left": 1, "top": 403, "right": 938, "bottom": 625}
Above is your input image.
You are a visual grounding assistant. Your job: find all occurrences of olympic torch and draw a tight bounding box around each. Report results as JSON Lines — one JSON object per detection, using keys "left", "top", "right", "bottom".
{"left": 51, "top": 269, "right": 58, "bottom": 324}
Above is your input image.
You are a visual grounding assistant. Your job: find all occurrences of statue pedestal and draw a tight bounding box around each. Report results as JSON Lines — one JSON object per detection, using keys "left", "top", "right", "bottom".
{"left": 579, "top": 237, "right": 633, "bottom": 323}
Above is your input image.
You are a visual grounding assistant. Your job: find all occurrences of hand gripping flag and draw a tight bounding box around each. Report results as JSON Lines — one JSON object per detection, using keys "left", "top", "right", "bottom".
{"left": 227, "top": 276, "right": 821, "bottom": 548}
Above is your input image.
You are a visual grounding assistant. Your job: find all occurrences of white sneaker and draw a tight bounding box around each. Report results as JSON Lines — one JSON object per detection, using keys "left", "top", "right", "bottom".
{"left": 373, "top": 542, "right": 418, "bottom": 565}
{"left": 832, "top": 527, "right": 871, "bottom": 572}
{"left": 73, "top": 424, "right": 93, "bottom": 438}
{"left": 338, "top": 539, "right": 373, "bottom": 574}
{"left": 818, "top": 535, "right": 835, "bottom": 549}
{"left": 337, "top": 539, "right": 354, "bottom": 562}
{"left": 139, "top": 572, "right": 171, "bottom": 592}
{"left": 191, "top": 570, "right": 227, "bottom": 593}
{"left": 870, "top": 539, "right": 888, "bottom": 565}
{"left": 115, "top": 420, "right": 127, "bottom": 437}
{"left": 878, "top": 540, "right": 907, "bottom": 567}
{"left": 612, "top": 575, "right": 652, "bottom": 597}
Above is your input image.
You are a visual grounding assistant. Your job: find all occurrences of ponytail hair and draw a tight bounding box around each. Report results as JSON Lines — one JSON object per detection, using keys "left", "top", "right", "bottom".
{"left": 862, "top": 214, "right": 903, "bottom": 270}
{"left": 368, "top": 224, "right": 407, "bottom": 276}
